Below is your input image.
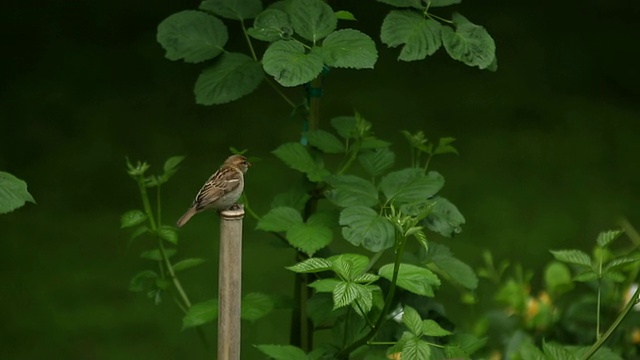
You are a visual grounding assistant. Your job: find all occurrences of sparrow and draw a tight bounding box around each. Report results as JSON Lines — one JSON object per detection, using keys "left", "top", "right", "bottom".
{"left": 176, "top": 154, "right": 251, "bottom": 227}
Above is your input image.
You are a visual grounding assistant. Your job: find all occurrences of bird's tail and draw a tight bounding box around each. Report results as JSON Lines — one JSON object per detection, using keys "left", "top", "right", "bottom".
{"left": 176, "top": 207, "right": 197, "bottom": 227}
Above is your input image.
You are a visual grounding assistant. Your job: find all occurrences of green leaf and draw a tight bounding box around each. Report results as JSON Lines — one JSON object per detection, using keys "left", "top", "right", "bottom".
{"left": 422, "top": 319, "right": 452, "bottom": 337}
{"left": 335, "top": 10, "right": 357, "bottom": 21}
{"left": 158, "top": 225, "right": 178, "bottom": 244}
{"left": 256, "top": 206, "right": 303, "bottom": 232}
{"left": 129, "top": 225, "right": 149, "bottom": 240}
{"left": 424, "top": 196, "right": 465, "bottom": 237}
{"left": 434, "top": 137, "right": 458, "bottom": 155}
{"left": 573, "top": 271, "right": 598, "bottom": 282}
{"left": 358, "top": 148, "right": 395, "bottom": 177}
{"left": 288, "top": 0, "right": 337, "bottom": 42}
{"left": 272, "top": 142, "right": 330, "bottom": 181}
{"left": 596, "top": 229, "right": 623, "bottom": 248}
{"left": 129, "top": 270, "right": 158, "bottom": 292}
{"left": 173, "top": 258, "right": 207, "bottom": 272}
{"left": 353, "top": 273, "right": 380, "bottom": 284}
{"left": 441, "top": 13, "right": 496, "bottom": 69}
{"left": 544, "top": 261, "right": 574, "bottom": 295}
{"left": 429, "top": 0, "right": 462, "bottom": 7}
{"left": 380, "top": 169, "right": 444, "bottom": 204}
{"left": 157, "top": 10, "right": 228, "bottom": 63}
{"left": 200, "top": 0, "right": 263, "bottom": 20}
{"left": 361, "top": 137, "right": 391, "bottom": 149}
{"left": 140, "top": 248, "right": 176, "bottom": 261}
{"left": 287, "top": 257, "right": 333, "bottom": 273}
{"left": 351, "top": 284, "right": 375, "bottom": 315}
{"left": 550, "top": 250, "right": 592, "bottom": 267}
{"left": 162, "top": 156, "right": 185, "bottom": 177}
{"left": 602, "top": 271, "right": 625, "bottom": 282}
{"left": 542, "top": 342, "right": 578, "bottom": 360}
{"left": 376, "top": 0, "right": 424, "bottom": 9}
{"left": 325, "top": 175, "right": 379, "bottom": 208}
{"left": 120, "top": 210, "right": 147, "bottom": 228}
{"left": 309, "top": 278, "right": 341, "bottom": 293}
{"left": 286, "top": 222, "right": 333, "bottom": 256}
{"left": 605, "top": 256, "right": 640, "bottom": 271}
{"left": 328, "top": 253, "right": 371, "bottom": 277}
{"left": 306, "top": 129, "right": 345, "bottom": 153}
{"left": 271, "top": 187, "right": 311, "bottom": 212}
{"left": 255, "top": 344, "right": 308, "bottom": 360}
{"left": 379, "top": 263, "right": 440, "bottom": 296}
{"left": 263, "top": 40, "right": 324, "bottom": 87}
{"left": 0, "top": 171, "right": 35, "bottom": 214}
{"left": 426, "top": 243, "right": 477, "bottom": 290}
{"left": 182, "top": 299, "right": 218, "bottom": 329}
{"left": 194, "top": 52, "right": 264, "bottom": 105}
{"left": 330, "top": 115, "right": 357, "bottom": 139}
{"left": 381, "top": 10, "right": 443, "bottom": 61}
{"left": 333, "top": 281, "right": 359, "bottom": 309}
{"left": 241, "top": 292, "right": 274, "bottom": 321}
{"left": 248, "top": 9, "right": 292, "bottom": 42}
{"left": 402, "top": 305, "right": 423, "bottom": 336}
{"left": 318, "top": 29, "right": 378, "bottom": 69}
{"left": 402, "top": 336, "right": 431, "bottom": 360}
{"left": 340, "top": 206, "right": 395, "bottom": 252}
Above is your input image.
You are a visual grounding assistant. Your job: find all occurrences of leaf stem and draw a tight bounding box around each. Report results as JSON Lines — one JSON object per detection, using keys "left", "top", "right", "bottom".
{"left": 240, "top": 20, "right": 258, "bottom": 61}
{"left": 265, "top": 77, "right": 297, "bottom": 108}
{"left": 427, "top": 12, "right": 454, "bottom": 25}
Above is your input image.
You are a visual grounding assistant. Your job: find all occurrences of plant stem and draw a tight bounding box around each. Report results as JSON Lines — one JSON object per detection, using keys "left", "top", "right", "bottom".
{"left": 158, "top": 238, "right": 192, "bottom": 308}
{"left": 137, "top": 177, "right": 157, "bottom": 230}
{"left": 335, "top": 235, "right": 408, "bottom": 359}
{"left": 580, "top": 283, "right": 640, "bottom": 360}
{"left": 240, "top": 20, "right": 258, "bottom": 61}
{"left": 265, "top": 77, "right": 297, "bottom": 108}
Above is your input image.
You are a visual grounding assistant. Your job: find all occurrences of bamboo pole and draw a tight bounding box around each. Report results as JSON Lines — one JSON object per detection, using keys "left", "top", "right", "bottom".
{"left": 218, "top": 205, "right": 244, "bottom": 360}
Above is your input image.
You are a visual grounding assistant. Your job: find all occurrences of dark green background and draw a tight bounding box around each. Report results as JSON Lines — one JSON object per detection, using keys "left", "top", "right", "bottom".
{"left": 1, "top": 1, "right": 639, "bottom": 359}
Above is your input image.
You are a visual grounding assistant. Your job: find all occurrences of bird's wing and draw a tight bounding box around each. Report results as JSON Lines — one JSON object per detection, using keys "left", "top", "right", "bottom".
{"left": 193, "top": 167, "right": 242, "bottom": 211}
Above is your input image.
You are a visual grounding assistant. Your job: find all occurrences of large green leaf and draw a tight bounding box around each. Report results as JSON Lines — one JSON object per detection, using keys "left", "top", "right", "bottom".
{"left": 263, "top": 40, "right": 324, "bottom": 87}
{"left": 424, "top": 196, "right": 465, "bottom": 237}
{"left": 376, "top": 0, "right": 424, "bottom": 9}
{"left": 256, "top": 206, "right": 303, "bottom": 232}
{"left": 422, "top": 319, "right": 452, "bottom": 337}
{"left": 306, "top": 129, "right": 345, "bottom": 153}
{"left": 272, "top": 142, "right": 330, "bottom": 181}
{"left": 441, "top": 13, "right": 496, "bottom": 69}
{"left": 182, "top": 299, "right": 218, "bottom": 329}
{"left": 379, "top": 263, "right": 440, "bottom": 296}
{"left": 381, "top": 10, "right": 442, "bottom": 61}
{"left": 200, "top": 0, "right": 263, "bottom": 20}
{"left": 286, "top": 222, "right": 332, "bottom": 256}
{"left": 318, "top": 29, "right": 378, "bottom": 69}
{"left": 358, "top": 148, "right": 395, "bottom": 177}
{"left": 287, "top": 0, "right": 337, "bottom": 42}
{"left": 248, "top": 9, "right": 292, "bottom": 42}
{"left": 271, "top": 186, "right": 311, "bottom": 212}
{"left": 255, "top": 344, "right": 308, "bottom": 360}
{"left": 309, "top": 278, "right": 341, "bottom": 292}
{"left": 157, "top": 10, "right": 228, "bottom": 63}
{"left": 241, "top": 292, "right": 274, "bottom": 322}
{"left": 380, "top": 169, "right": 444, "bottom": 204}
{"left": 429, "top": 0, "right": 462, "bottom": 7}
{"left": 194, "top": 52, "right": 263, "bottom": 105}
{"left": 340, "top": 206, "right": 395, "bottom": 252}
{"left": 0, "top": 171, "right": 35, "bottom": 214}
{"left": 425, "top": 243, "right": 477, "bottom": 290}
{"left": 325, "top": 175, "right": 379, "bottom": 208}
